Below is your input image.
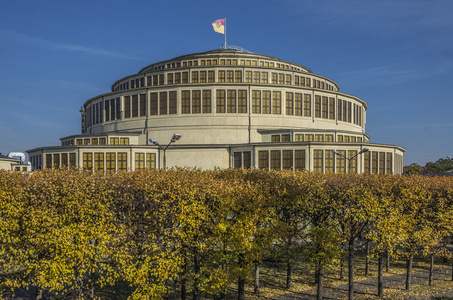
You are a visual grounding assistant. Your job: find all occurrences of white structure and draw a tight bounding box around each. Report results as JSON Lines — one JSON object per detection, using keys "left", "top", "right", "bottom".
{"left": 27, "top": 49, "right": 405, "bottom": 173}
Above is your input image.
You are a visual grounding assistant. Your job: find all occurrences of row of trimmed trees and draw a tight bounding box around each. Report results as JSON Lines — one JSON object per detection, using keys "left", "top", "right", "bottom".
{"left": 1, "top": 169, "right": 453, "bottom": 300}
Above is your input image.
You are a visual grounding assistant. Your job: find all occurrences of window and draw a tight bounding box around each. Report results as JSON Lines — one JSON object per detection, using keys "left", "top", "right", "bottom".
{"left": 140, "top": 94, "right": 146, "bottom": 117}
{"left": 252, "top": 90, "right": 261, "bottom": 114}
{"left": 69, "top": 153, "right": 76, "bottom": 167}
{"left": 270, "top": 150, "right": 281, "bottom": 170}
{"left": 83, "top": 153, "right": 93, "bottom": 170}
{"left": 283, "top": 150, "right": 293, "bottom": 169}
{"left": 348, "top": 150, "right": 358, "bottom": 173}
{"left": 304, "top": 94, "right": 311, "bottom": 117}
{"left": 76, "top": 139, "right": 83, "bottom": 145}
{"left": 202, "top": 90, "right": 211, "bottom": 113}
{"left": 167, "top": 73, "right": 174, "bottom": 85}
{"left": 105, "top": 100, "right": 110, "bottom": 122}
{"left": 53, "top": 154, "right": 60, "bottom": 169}
{"left": 234, "top": 152, "right": 242, "bottom": 169}
{"left": 118, "top": 153, "right": 127, "bottom": 171}
{"left": 245, "top": 71, "right": 252, "bottom": 83}
{"left": 272, "top": 73, "right": 278, "bottom": 84}
{"left": 238, "top": 90, "right": 247, "bottom": 113}
{"left": 216, "top": 90, "right": 225, "bottom": 113}
{"left": 182, "top": 72, "right": 188, "bottom": 84}
{"left": 272, "top": 91, "right": 281, "bottom": 114}
{"left": 200, "top": 71, "right": 206, "bottom": 83}
{"left": 386, "top": 153, "right": 393, "bottom": 174}
{"left": 253, "top": 71, "right": 260, "bottom": 83}
{"left": 364, "top": 151, "right": 371, "bottom": 174}
{"left": 120, "top": 138, "right": 129, "bottom": 145}
{"left": 295, "top": 150, "right": 305, "bottom": 171}
{"left": 315, "top": 134, "right": 324, "bottom": 142}
{"left": 285, "top": 74, "right": 291, "bottom": 85}
{"left": 159, "top": 74, "right": 164, "bottom": 85}
{"left": 337, "top": 135, "right": 343, "bottom": 142}
{"left": 258, "top": 151, "right": 269, "bottom": 169}
{"left": 295, "top": 93, "right": 302, "bottom": 116}
{"left": 336, "top": 150, "right": 346, "bottom": 173}
{"left": 192, "top": 71, "right": 198, "bottom": 83}
{"left": 95, "top": 153, "right": 104, "bottom": 172}
{"left": 227, "top": 90, "right": 236, "bottom": 113}
{"left": 271, "top": 135, "right": 280, "bottom": 143}
{"left": 208, "top": 71, "right": 215, "bottom": 83}
{"left": 124, "top": 96, "right": 131, "bottom": 118}
{"left": 379, "top": 152, "right": 385, "bottom": 174}
{"left": 192, "top": 90, "right": 201, "bottom": 113}
{"left": 227, "top": 71, "right": 234, "bottom": 83}
{"left": 175, "top": 73, "right": 181, "bottom": 84}
{"left": 235, "top": 71, "right": 242, "bottom": 83}
{"left": 261, "top": 72, "right": 268, "bottom": 83}
{"left": 106, "top": 153, "right": 116, "bottom": 173}
{"left": 135, "top": 153, "right": 145, "bottom": 170}
{"left": 325, "top": 135, "right": 334, "bottom": 142}
{"left": 281, "top": 134, "right": 290, "bottom": 142}
{"left": 110, "top": 137, "right": 119, "bottom": 145}
{"left": 286, "top": 92, "right": 294, "bottom": 115}
{"left": 325, "top": 150, "right": 335, "bottom": 173}
{"left": 322, "top": 96, "right": 328, "bottom": 119}
{"left": 169, "top": 91, "right": 177, "bottom": 114}
{"left": 218, "top": 70, "right": 226, "bottom": 83}
{"left": 132, "top": 95, "right": 138, "bottom": 118}
{"left": 99, "top": 138, "right": 106, "bottom": 145}
{"left": 295, "top": 134, "right": 304, "bottom": 142}
{"left": 150, "top": 93, "right": 158, "bottom": 115}
{"left": 313, "top": 150, "right": 323, "bottom": 172}
{"left": 315, "top": 95, "right": 321, "bottom": 118}
{"left": 182, "top": 90, "right": 190, "bottom": 114}
{"left": 146, "top": 153, "right": 156, "bottom": 169}
{"left": 243, "top": 151, "right": 251, "bottom": 169}
{"left": 263, "top": 91, "right": 271, "bottom": 114}
{"left": 46, "top": 154, "right": 52, "bottom": 169}
{"left": 278, "top": 74, "right": 284, "bottom": 85}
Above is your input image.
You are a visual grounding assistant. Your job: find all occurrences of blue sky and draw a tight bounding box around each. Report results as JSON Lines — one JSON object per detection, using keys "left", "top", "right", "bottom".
{"left": 1, "top": 0, "right": 452, "bottom": 165}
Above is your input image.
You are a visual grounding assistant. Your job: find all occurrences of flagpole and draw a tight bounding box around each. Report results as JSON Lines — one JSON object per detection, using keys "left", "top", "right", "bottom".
{"left": 224, "top": 18, "right": 227, "bottom": 49}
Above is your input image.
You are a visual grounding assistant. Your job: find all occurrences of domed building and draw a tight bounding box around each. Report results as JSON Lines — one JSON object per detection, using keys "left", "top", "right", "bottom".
{"left": 27, "top": 48, "right": 405, "bottom": 174}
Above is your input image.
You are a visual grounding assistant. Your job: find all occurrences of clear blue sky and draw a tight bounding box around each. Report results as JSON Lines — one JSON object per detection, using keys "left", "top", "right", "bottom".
{"left": 1, "top": 0, "right": 452, "bottom": 166}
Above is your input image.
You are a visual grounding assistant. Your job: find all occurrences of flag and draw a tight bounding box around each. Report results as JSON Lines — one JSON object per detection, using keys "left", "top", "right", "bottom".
{"left": 212, "top": 19, "right": 225, "bottom": 34}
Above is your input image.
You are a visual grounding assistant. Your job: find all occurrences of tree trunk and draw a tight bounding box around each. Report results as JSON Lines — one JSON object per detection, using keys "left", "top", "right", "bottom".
{"left": 181, "top": 256, "right": 187, "bottom": 300}
{"left": 348, "top": 240, "right": 355, "bottom": 300}
{"left": 365, "top": 241, "right": 370, "bottom": 276}
{"left": 238, "top": 278, "right": 245, "bottom": 300}
{"left": 378, "top": 252, "right": 384, "bottom": 297}
{"left": 406, "top": 254, "right": 413, "bottom": 290}
{"left": 340, "top": 254, "right": 345, "bottom": 280}
{"left": 193, "top": 254, "right": 199, "bottom": 300}
{"left": 286, "top": 256, "right": 292, "bottom": 289}
{"left": 34, "top": 286, "right": 43, "bottom": 300}
{"left": 429, "top": 254, "right": 434, "bottom": 286}
{"left": 317, "top": 266, "right": 324, "bottom": 300}
{"left": 386, "top": 249, "right": 390, "bottom": 272}
{"left": 254, "top": 262, "right": 260, "bottom": 294}
{"left": 315, "top": 260, "right": 319, "bottom": 285}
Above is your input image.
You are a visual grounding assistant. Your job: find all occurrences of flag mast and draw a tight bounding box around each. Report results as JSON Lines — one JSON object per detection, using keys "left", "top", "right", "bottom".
{"left": 224, "top": 18, "right": 227, "bottom": 49}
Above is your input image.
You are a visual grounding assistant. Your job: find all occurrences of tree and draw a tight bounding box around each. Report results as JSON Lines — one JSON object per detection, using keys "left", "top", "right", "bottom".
{"left": 403, "top": 163, "right": 423, "bottom": 175}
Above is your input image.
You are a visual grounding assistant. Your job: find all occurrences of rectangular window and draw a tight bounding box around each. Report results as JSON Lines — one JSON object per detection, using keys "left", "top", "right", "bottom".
{"left": 218, "top": 70, "right": 226, "bottom": 83}
{"left": 348, "top": 150, "right": 358, "bottom": 173}
{"left": 263, "top": 91, "right": 271, "bottom": 114}
{"left": 153, "top": 75, "right": 158, "bottom": 86}
{"left": 282, "top": 150, "right": 293, "bottom": 170}
{"left": 216, "top": 90, "right": 226, "bottom": 113}
{"left": 132, "top": 95, "right": 138, "bottom": 117}
{"left": 150, "top": 93, "right": 158, "bottom": 115}
{"left": 106, "top": 153, "right": 116, "bottom": 173}
{"left": 120, "top": 138, "right": 129, "bottom": 145}
{"left": 53, "top": 154, "right": 60, "bottom": 169}
{"left": 338, "top": 99, "right": 343, "bottom": 121}
{"left": 286, "top": 92, "right": 294, "bottom": 115}
{"left": 202, "top": 90, "right": 211, "bottom": 113}
{"left": 227, "top": 90, "right": 236, "bottom": 113}
{"left": 305, "top": 134, "right": 314, "bottom": 142}
{"left": 243, "top": 151, "right": 251, "bottom": 169}
{"left": 226, "top": 71, "right": 234, "bottom": 83}
{"left": 116, "top": 98, "right": 121, "bottom": 119}
{"left": 295, "top": 150, "right": 305, "bottom": 171}
{"left": 271, "top": 135, "right": 280, "bottom": 142}
{"left": 386, "top": 153, "right": 393, "bottom": 174}
{"left": 270, "top": 150, "right": 281, "bottom": 170}
{"left": 175, "top": 73, "right": 181, "bottom": 84}
{"left": 182, "top": 72, "right": 188, "bottom": 84}
{"left": 261, "top": 72, "right": 268, "bottom": 83}
{"left": 238, "top": 90, "right": 247, "bottom": 113}
{"left": 192, "top": 90, "right": 201, "bottom": 113}
{"left": 348, "top": 102, "right": 352, "bottom": 123}
{"left": 105, "top": 99, "right": 110, "bottom": 122}
{"left": 95, "top": 153, "right": 104, "bottom": 172}
{"left": 343, "top": 100, "right": 348, "bottom": 122}
{"left": 146, "top": 153, "right": 156, "bottom": 169}
{"left": 272, "top": 91, "right": 281, "bottom": 114}
{"left": 192, "top": 71, "right": 199, "bottom": 83}
{"left": 253, "top": 71, "right": 260, "bottom": 83}
{"left": 272, "top": 73, "right": 278, "bottom": 84}
{"left": 322, "top": 96, "right": 328, "bottom": 119}
{"left": 83, "top": 153, "right": 93, "bottom": 171}
{"left": 315, "top": 95, "right": 321, "bottom": 118}
{"left": 159, "top": 74, "right": 164, "bottom": 85}
{"left": 182, "top": 90, "right": 190, "bottom": 114}
{"left": 69, "top": 153, "right": 76, "bottom": 167}
{"left": 325, "top": 135, "right": 334, "bottom": 142}
{"left": 199, "top": 71, "right": 206, "bottom": 83}
{"left": 140, "top": 94, "right": 146, "bottom": 117}
{"left": 234, "top": 152, "right": 242, "bottom": 169}
{"left": 252, "top": 90, "right": 261, "bottom": 114}
{"left": 99, "top": 138, "right": 106, "bottom": 145}
{"left": 258, "top": 151, "right": 269, "bottom": 169}
{"left": 285, "top": 74, "right": 291, "bottom": 85}
{"left": 208, "top": 71, "right": 215, "bottom": 83}
{"left": 118, "top": 153, "right": 127, "bottom": 171}
{"left": 169, "top": 91, "right": 177, "bottom": 114}
{"left": 167, "top": 73, "right": 174, "bottom": 85}
{"left": 45, "top": 154, "right": 52, "bottom": 169}
{"left": 315, "top": 134, "right": 324, "bottom": 142}
{"left": 245, "top": 71, "right": 252, "bottom": 83}
{"left": 313, "top": 150, "right": 323, "bottom": 172}
{"left": 135, "top": 153, "right": 145, "bottom": 170}
{"left": 379, "top": 152, "right": 385, "bottom": 174}
{"left": 125, "top": 96, "right": 131, "bottom": 118}
{"left": 364, "top": 151, "right": 371, "bottom": 174}
{"left": 325, "top": 150, "right": 335, "bottom": 173}
{"left": 235, "top": 71, "right": 242, "bottom": 83}
{"left": 110, "top": 99, "right": 116, "bottom": 121}
{"left": 295, "top": 134, "right": 304, "bottom": 142}
{"left": 295, "top": 93, "right": 302, "bottom": 116}
{"left": 336, "top": 150, "right": 346, "bottom": 173}
{"left": 304, "top": 94, "right": 311, "bottom": 117}
{"left": 281, "top": 134, "right": 290, "bottom": 142}
{"left": 159, "top": 92, "right": 168, "bottom": 115}
{"left": 278, "top": 74, "right": 284, "bottom": 85}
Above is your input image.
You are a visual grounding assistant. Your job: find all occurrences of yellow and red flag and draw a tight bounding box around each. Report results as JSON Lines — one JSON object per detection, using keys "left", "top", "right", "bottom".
{"left": 212, "top": 19, "right": 225, "bottom": 34}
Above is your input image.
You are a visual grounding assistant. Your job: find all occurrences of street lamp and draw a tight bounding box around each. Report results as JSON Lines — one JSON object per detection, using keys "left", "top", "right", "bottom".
{"left": 149, "top": 133, "right": 182, "bottom": 169}
{"left": 332, "top": 148, "right": 369, "bottom": 173}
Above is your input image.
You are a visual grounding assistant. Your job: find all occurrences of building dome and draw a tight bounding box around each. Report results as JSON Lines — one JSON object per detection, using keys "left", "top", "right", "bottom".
{"left": 28, "top": 48, "right": 405, "bottom": 173}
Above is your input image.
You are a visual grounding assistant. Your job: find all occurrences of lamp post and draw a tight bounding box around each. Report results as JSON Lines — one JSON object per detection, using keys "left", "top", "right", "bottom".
{"left": 149, "top": 133, "right": 182, "bottom": 169}
{"left": 332, "top": 148, "right": 369, "bottom": 174}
